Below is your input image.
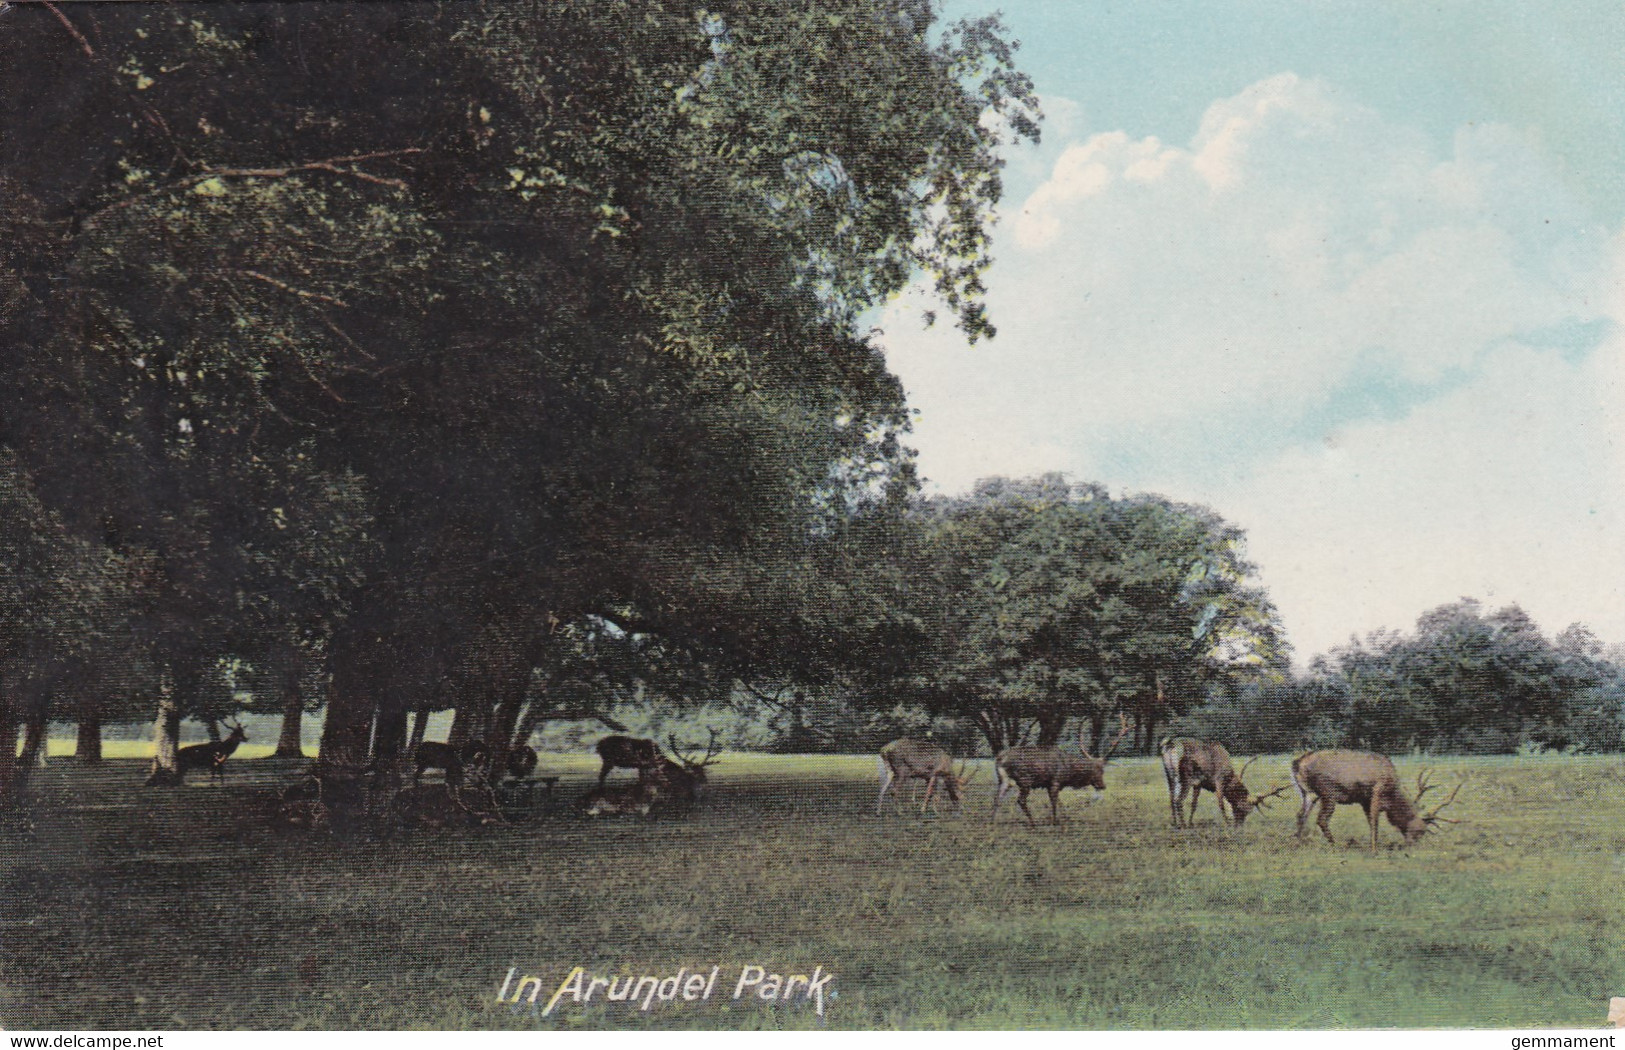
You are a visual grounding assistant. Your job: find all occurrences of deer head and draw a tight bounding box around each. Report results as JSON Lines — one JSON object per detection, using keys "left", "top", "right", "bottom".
{"left": 667, "top": 729, "right": 723, "bottom": 783}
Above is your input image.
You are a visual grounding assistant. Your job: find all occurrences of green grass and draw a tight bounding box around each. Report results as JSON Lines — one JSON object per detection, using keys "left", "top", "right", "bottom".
{"left": 2, "top": 750, "right": 1623, "bottom": 1029}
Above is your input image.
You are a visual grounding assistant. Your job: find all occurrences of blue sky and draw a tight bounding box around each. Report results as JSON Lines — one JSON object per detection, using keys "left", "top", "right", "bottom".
{"left": 882, "top": 1, "right": 1625, "bottom": 660}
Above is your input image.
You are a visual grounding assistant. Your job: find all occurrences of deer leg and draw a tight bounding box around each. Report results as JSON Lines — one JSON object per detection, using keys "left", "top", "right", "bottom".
{"left": 1166, "top": 769, "right": 1183, "bottom": 827}
{"left": 1048, "top": 785, "right": 1062, "bottom": 825}
{"left": 1367, "top": 791, "right": 1382, "bottom": 853}
{"left": 920, "top": 774, "right": 937, "bottom": 815}
{"left": 1315, "top": 799, "right": 1336, "bottom": 844}
{"left": 992, "top": 772, "right": 1011, "bottom": 819}
{"left": 1294, "top": 783, "right": 1313, "bottom": 839}
{"left": 1015, "top": 786, "right": 1037, "bottom": 826}
{"left": 598, "top": 760, "right": 612, "bottom": 786}
{"left": 875, "top": 757, "right": 895, "bottom": 815}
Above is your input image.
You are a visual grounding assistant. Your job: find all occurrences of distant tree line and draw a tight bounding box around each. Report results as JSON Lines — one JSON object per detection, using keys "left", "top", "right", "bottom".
{"left": 1173, "top": 599, "right": 1625, "bottom": 755}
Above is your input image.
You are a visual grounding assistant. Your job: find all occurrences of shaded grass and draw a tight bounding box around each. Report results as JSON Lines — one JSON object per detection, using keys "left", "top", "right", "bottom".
{"left": 2, "top": 751, "right": 1622, "bottom": 1029}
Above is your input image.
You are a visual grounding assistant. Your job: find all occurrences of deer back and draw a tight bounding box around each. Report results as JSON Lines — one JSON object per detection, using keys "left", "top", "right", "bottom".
{"left": 1293, "top": 749, "right": 1398, "bottom": 805}
{"left": 880, "top": 738, "right": 952, "bottom": 780}
{"left": 996, "top": 745, "right": 1105, "bottom": 790}
{"left": 597, "top": 735, "right": 661, "bottom": 768}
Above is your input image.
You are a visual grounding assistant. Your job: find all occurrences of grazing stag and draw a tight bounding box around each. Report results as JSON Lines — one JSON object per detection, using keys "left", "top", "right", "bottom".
{"left": 177, "top": 721, "right": 247, "bottom": 785}
{"left": 1159, "top": 736, "right": 1287, "bottom": 828}
{"left": 876, "top": 738, "right": 976, "bottom": 815}
{"left": 595, "top": 735, "right": 663, "bottom": 784}
{"left": 993, "top": 717, "right": 1129, "bottom": 826}
{"left": 412, "top": 739, "right": 489, "bottom": 787}
{"left": 1291, "top": 749, "right": 1464, "bottom": 851}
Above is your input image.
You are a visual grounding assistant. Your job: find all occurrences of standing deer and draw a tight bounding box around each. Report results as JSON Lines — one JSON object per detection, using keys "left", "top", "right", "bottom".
{"left": 595, "top": 735, "right": 663, "bottom": 784}
{"left": 177, "top": 721, "right": 247, "bottom": 785}
{"left": 993, "top": 717, "right": 1129, "bottom": 825}
{"left": 1291, "top": 749, "right": 1464, "bottom": 851}
{"left": 876, "top": 738, "right": 976, "bottom": 815}
{"left": 1159, "top": 736, "right": 1287, "bottom": 828}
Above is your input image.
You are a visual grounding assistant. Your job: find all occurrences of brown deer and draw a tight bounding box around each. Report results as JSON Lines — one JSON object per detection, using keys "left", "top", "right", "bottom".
{"left": 502, "top": 743, "right": 539, "bottom": 783}
{"left": 993, "top": 717, "right": 1129, "bottom": 825}
{"left": 876, "top": 738, "right": 977, "bottom": 815}
{"left": 579, "top": 778, "right": 661, "bottom": 817}
{"left": 1159, "top": 736, "right": 1288, "bottom": 828}
{"left": 1291, "top": 749, "right": 1464, "bottom": 851}
{"left": 411, "top": 739, "right": 489, "bottom": 787}
{"left": 642, "top": 731, "right": 722, "bottom": 808}
{"left": 177, "top": 721, "right": 247, "bottom": 785}
{"left": 595, "top": 735, "right": 663, "bottom": 784}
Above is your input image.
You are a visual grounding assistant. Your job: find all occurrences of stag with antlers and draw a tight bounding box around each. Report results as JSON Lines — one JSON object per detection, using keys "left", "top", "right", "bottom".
{"left": 993, "top": 716, "right": 1129, "bottom": 826}
{"left": 1159, "top": 736, "right": 1288, "bottom": 828}
{"left": 176, "top": 721, "right": 247, "bottom": 785}
{"left": 1291, "top": 749, "right": 1464, "bottom": 851}
{"left": 876, "top": 738, "right": 977, "bottom": 815}
{"left": 645, "top": 731, "right": 722, "bottom": 807}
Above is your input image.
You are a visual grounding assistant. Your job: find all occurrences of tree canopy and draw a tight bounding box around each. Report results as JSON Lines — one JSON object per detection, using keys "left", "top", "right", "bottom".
{"left": 0, "top": 1, "right": 1039, "bottom": 780}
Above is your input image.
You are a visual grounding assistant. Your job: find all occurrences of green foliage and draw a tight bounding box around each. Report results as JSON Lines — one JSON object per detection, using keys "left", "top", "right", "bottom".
{"left": 1177, "top": 600, "right": 1625, "bottom": 754}
{"left": 0, "top": 1, "right": 1038, "bottom": 750}
{"left": 891, "top": 475, "right": 1286, "bottom": 752}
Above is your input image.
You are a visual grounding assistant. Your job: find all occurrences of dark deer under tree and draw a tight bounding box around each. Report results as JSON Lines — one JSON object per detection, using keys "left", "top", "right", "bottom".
{"left": 595, "top": 735, "right": 663, "bottom": 784}
{"left": 176, "top": 721, "right": 247, "bottom": 785}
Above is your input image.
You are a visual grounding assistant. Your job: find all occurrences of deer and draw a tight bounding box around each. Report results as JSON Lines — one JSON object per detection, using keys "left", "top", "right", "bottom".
{"left": 1291, "top": 749, "right": 1464, "bottom": 852}
{"left": 177, "top": 721, "right": 247, "bottom": 785}
{"left": 993, "top": 716, "right": 1129, "bottom": 826}
{"left": 411, "top": 739, "right": 489, "bottom": 787}
{"left": 1159, "top": 736, "right": 1288, "bottom": 828}
{"left": 595, "top": 735, "right": 664, "bottom": 784}
{"left": 640, "top": 731, "right": 722, "bottom": 809}
{"left": 501, "top": 743, "right": 538, "bottom": 783}
{"left": 876, "top": 738, "right": 977, "bottom": 815}
{"left": 579, "top": 778, "right": 661, "bottom": 817}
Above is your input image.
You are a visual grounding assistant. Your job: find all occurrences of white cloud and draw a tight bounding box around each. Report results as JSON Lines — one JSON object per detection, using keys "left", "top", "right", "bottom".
{"left": 881, "top": 73, "right": 1623, "bottom": 658}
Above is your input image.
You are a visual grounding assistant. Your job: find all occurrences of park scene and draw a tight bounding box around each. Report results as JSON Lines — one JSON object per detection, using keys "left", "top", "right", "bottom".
{"left": 3, "top": 0, "right": 1624, "bottom": 1032}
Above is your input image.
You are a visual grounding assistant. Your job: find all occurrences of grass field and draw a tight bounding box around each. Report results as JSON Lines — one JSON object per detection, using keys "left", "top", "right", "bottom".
{"left": 2, "top": 749, "right": 1623, "bottom": 1030}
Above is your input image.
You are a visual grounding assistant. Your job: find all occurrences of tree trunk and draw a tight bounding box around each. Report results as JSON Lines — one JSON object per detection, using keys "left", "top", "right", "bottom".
{"left": 0, "top": 677, "right": 19, "bottom": 808}
{"left": 76, "top": 717, "right": 102, "bottom": 765}
{"left": 317, "top": 633, "right": 379, "bottom": 771}
{"left": 145, "top": 669, "right": 183, "bottom": 786}
{"left": 21, "top": 714, "right": 47, "bottom": 768}
{"left": 275, "top": 696, "right": 304, "bottom": 758}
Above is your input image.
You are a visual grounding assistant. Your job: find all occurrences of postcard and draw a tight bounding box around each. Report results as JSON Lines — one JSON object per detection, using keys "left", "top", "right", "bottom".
{"left": 1, "top": 0, "right": 1621, "bottom": 1035}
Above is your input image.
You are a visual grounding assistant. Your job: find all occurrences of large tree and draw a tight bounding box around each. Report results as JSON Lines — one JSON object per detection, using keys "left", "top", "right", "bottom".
{"left": 0, "top": 2, "right": 1038, "bottom": 789}
{"left": 896, "top": 476, "right": 1285, "bottom": 754}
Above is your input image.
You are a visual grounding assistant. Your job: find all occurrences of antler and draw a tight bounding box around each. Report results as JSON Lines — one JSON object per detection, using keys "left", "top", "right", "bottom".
{"left": 670, "top": 728, "right": 724, "bottom": 771}
{"left": 1422, "top": 777, "right": 1465, "bottom": 825}
{"left": 1249, "top": 784, "right": 1290, "bottom": 809}
{"left": 954, "top": 759, "right": 980, "bottom": 787}
{"left": 1413, "top": 768, "right": 1435, "bottom": 802}
{"left": 1098, "top": 712, "right": 1131, "bottom": 762}
{"left": 1237, "top": 754, "right": 1260, "bottom": 782}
